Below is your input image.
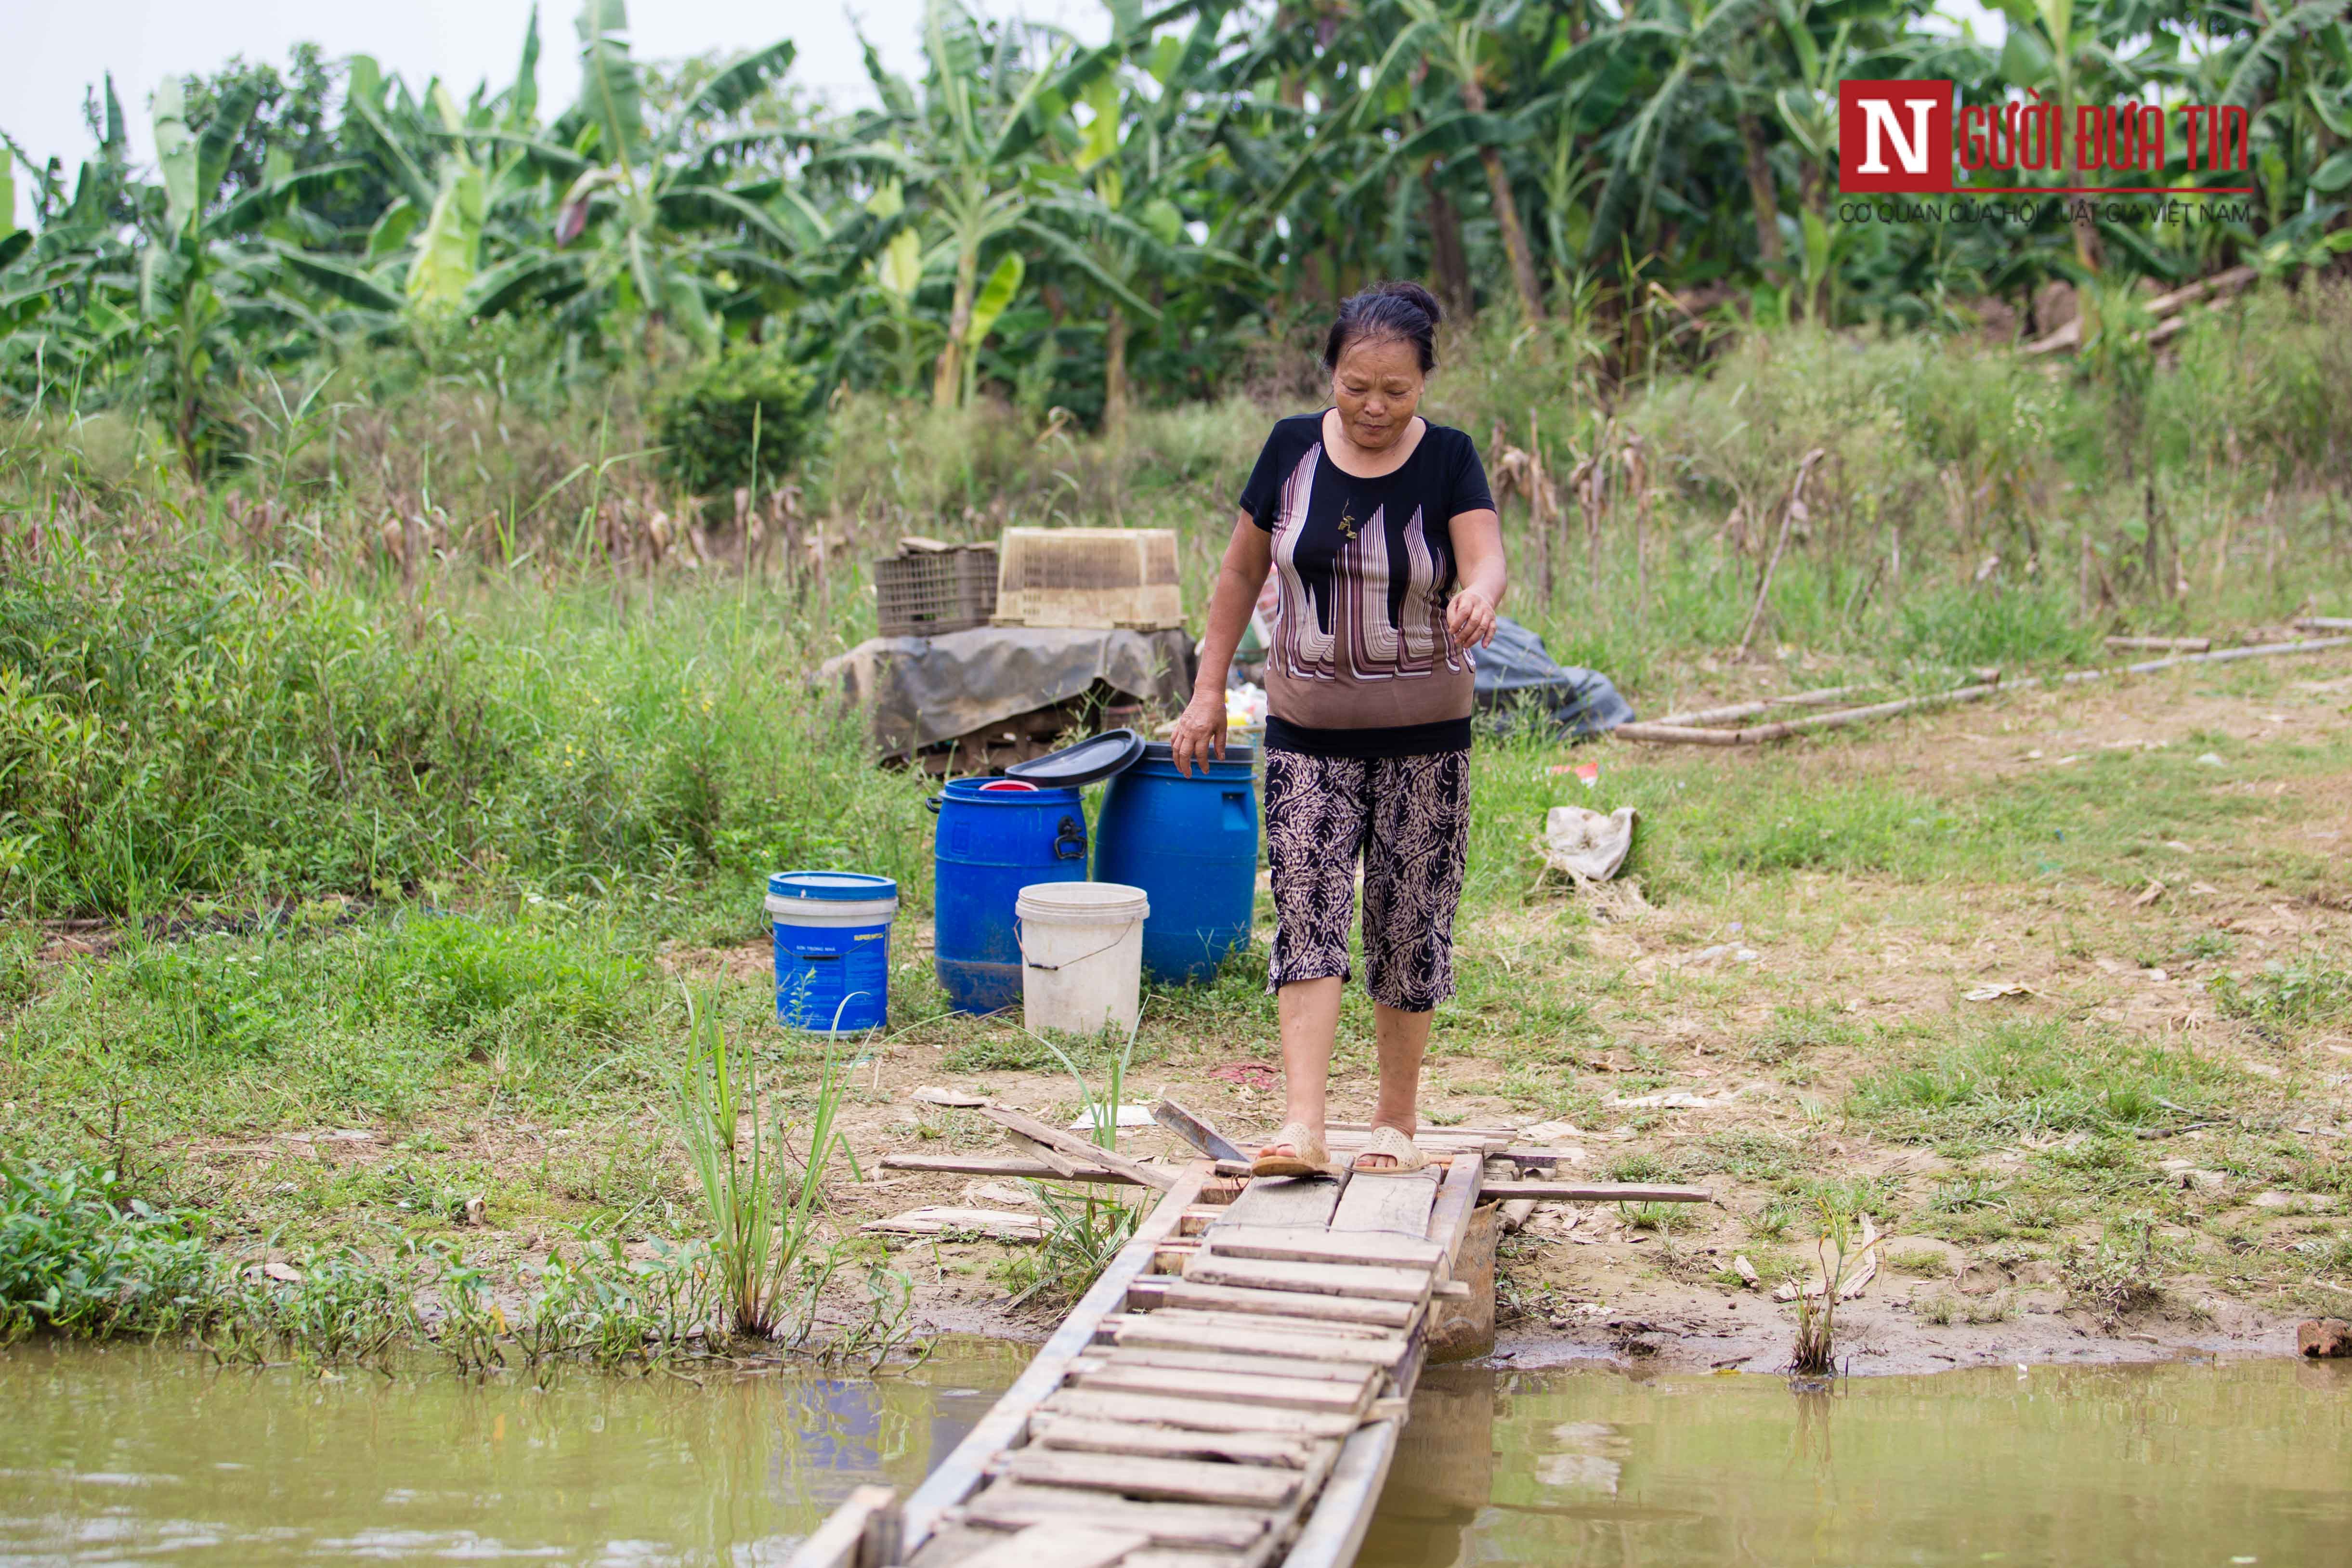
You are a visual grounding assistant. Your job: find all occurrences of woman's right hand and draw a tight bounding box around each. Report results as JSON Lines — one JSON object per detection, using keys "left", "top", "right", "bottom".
{"left": 1167, "top": 689, "right": 1229, "bottom": 777}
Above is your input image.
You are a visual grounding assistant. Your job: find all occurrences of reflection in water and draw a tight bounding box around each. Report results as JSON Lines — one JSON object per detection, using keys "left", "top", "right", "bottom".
{"left": 1360, "top": 1358, "right": 2352, "bottom": 1568}
{"left": 0, "top": 1338, "right": 1024, "bottom": 1565}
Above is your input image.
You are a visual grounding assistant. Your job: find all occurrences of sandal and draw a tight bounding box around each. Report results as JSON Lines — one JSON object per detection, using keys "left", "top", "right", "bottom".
{"left": 1251, "top": 1121, "right": 1333, "bottom": 1178}
{"left": 1350, "top": 1124, "right": 1426, "bottom": 1175}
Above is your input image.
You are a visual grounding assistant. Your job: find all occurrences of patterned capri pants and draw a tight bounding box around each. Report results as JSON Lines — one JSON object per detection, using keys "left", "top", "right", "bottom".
{"left": 1262, "top": 748, "right": 1472, "bottom": 1012}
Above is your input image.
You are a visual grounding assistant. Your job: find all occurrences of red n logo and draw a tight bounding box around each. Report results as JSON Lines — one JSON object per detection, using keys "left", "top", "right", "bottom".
{"left": 1839, "top": 81, "right": 1953, "bottom": 193}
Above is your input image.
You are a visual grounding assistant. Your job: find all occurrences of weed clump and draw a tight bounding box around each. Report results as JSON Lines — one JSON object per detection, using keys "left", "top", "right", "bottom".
{"left": 2059, "top": 1217, "right": 2169, "bottom": 1327}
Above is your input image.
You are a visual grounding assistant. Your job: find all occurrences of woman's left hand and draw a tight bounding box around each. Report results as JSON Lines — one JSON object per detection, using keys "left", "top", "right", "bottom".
{"left": 1447, "top": 587, "right": 1498, "bottom": 649}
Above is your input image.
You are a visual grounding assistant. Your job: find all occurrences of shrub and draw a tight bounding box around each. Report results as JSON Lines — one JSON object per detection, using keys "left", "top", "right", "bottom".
{"left": 654, "top": 340, "right": 822, "bottom": 497}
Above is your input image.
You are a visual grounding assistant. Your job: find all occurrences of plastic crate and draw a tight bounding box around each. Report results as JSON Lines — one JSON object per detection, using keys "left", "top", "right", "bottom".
{"left": 875, "top": 546, "right": 997, "bottom": 638}
{"left": 991, "top": 528, "right": 1183, "bottom": 630}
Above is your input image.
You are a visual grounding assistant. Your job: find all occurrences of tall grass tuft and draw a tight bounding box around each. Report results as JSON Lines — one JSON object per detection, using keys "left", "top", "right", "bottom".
{"left": 674, "top": 986, "right": 850, "bottom": 1342}
{"left": 996, "top": 1024, "right": 1145, "bottom": 1309}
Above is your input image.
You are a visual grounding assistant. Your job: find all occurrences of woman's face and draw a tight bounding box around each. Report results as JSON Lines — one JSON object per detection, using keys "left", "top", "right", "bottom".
{"left": 1330, "top": 336, "right": 1425, "bottom": 453}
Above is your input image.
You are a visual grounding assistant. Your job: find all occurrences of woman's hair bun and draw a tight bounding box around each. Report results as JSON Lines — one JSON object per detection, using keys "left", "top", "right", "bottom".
{"left": 1322, "top": 280, "right": 1442, "bottom": 375}
{"left": 1369, "top": 279, "right": 1442, "bottom": 327}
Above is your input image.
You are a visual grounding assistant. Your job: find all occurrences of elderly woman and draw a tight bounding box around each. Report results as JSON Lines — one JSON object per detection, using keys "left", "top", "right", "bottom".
{"left": 1170, "top": 281, "right": 1505, "bottom": 1177}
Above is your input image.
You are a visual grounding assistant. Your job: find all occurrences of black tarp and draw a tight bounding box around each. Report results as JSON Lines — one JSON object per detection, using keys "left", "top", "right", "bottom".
{"left": 1473, "top": 616, "right": 1635, "bottom": 738}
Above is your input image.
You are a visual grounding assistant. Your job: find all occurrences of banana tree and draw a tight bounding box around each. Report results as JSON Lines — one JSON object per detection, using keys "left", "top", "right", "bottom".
{"left": 117, "top": 79, "right": 391, "bottom": 470}
{"left": 418, "top": 0, "right": 805, "bottom": 356}
{"left": 815, "top": 0, "right": 1166, "bottom": 407}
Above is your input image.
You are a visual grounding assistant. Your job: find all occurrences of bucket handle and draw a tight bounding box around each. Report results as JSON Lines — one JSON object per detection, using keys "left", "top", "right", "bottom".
{"left": 1054, "top": 814, "right": 1086, "bottom": 861}
{"left": 1017, "top": 916, "right": 1143, "bottom": 973}
{"left": 925, "top": 795, "right": 942, "bottom": 814}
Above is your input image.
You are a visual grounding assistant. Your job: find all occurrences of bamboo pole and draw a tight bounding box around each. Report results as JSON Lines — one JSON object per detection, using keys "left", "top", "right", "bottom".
{"left": 1612, "top": 637, "right": 2352, "bottom": 747}
{"left": 2104, "top": 635, "right": 2210, "bottom": 652}
{"left": 1649, "top": 683, "right": 1880, "bottom": 728}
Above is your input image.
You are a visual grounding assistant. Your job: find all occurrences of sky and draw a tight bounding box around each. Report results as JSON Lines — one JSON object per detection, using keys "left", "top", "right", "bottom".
{"left": 3, "top": 0, "right": 2003, "bottom": 230}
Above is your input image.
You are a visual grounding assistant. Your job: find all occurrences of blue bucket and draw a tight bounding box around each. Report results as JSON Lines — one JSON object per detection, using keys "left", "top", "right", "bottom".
{"left": 1093, "top": 742, "right": 1257, "bottom": 984}
{"left": 931, "top": 780, "right": 1089, "bottom": 1014}
{"left": 767, "top": 871, "right": 898, "bottom": 1033}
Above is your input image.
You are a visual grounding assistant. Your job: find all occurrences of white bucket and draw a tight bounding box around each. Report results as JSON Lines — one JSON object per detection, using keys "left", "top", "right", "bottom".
{"left": 1015, "top": 881, "right": 1150, "bottom": 1037}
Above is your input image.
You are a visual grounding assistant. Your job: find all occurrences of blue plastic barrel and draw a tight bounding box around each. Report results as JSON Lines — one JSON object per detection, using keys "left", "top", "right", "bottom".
{"left": 932, "top": 781, "right": 1089, "bottom": 1014}
{"left": 767, "top": 871, "right": 898, "bottom": 1033}
{"left": 1093, "top": 743, "right": 1257, "bottom": 984}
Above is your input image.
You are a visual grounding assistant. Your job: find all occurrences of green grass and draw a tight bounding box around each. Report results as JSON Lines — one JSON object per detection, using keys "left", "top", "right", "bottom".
{"left": 1847, "top": 1019, "right": 2245, "bottom": 1146}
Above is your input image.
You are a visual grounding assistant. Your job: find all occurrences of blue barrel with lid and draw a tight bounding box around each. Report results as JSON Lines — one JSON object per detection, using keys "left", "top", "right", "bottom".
{"left": 931, "top": 779, "right": 1089, "bottom": 1014}
{"left": 767, "top": 871, "right": 898, "bottom": 1033}
{"left": 1091, "top": 742, "right": 1257, "bottom": 984}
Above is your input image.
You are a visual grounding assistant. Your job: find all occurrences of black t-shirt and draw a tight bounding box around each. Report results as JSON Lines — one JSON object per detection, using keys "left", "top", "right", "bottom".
{"left": 1236, "top": 412, "right": 1494, "bottom": 758}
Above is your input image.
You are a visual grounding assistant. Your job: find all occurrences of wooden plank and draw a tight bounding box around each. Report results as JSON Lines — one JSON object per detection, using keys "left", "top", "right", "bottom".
{"left": 880, "top": 1152, "right": 1141, "bottom": 1185}
{"left": 900, "top": 1161, "right": 1215, "bottom": 1554}
{"left": 1201, "top": 1226, "right": 1443, "bottom": 1270}
{"left": 950, "top": 1523, "right": 1150, "bottom": 1568}
{"left": 1481, "top": 1179, "right": 1713, "bottom": 1203}
{"left": 782, "top": 1484, "right": 896, "bottom": 1568}
{"left": 1101, "top": 1315, "right": 1409, "bottom": 1368}
{"left": 1076, "top": 1347, "right": 1382, "bottom": 1386}
{"left": 977, "top": 1105, "right": 1176, "bottom": 1191}
{"left": 1181, "top": 1254, "right": 1432, "bottom": 1304}
{"left": 1153, "top": 1098, "right": 1248, "bottom": 1163}
{"left": 1277, "top": 1421, "right": 1399, "bottom": 1568}
{"left": 1121, "top": 1554, "right": 1248, "bottom": 1568}
{"left": 1215, "top": 1174, "right": 1345, "bottom": 1229}
{"left": 1004, "top": 1130, "right": 1084, "bottom": 1177}
{"left": 1068, "top": 1363, "right": 1373, "bottom": 1418}
{"left": 1035, "top": 1388, "right": 1359, "bottom": 1440}
{"left": 1424, "top": 1148, "right": 1483, "bottom": 1280}
{"left": 996, "top": 1450, "right": 1303, "bottom": 1509}
{"left": 1131, "top": 1307, "right": 1404, "bottom": 1341}
{"left": 956, "top": 1484, "right": 1272, "bottom": 1550}
{"left": 862, "top": 1207, "right": 1048, "bottom": 1241}
{"left": 1325, "top": 1169, "right": 1440, "bottom": 1237}
{"left": 1130, "top": 1279, "right": 1420, "bottom": 1330}
{"left": 1029, "top": 1415, "right": 1324, "bottom": 1469}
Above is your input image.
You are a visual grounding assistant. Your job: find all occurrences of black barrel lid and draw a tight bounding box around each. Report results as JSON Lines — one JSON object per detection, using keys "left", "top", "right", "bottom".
{"left": 1140, "top": 740, "right": 1255, "bottom": 764}
{"left": 1002, "top": 727, "right": 1147, "bottom": 787}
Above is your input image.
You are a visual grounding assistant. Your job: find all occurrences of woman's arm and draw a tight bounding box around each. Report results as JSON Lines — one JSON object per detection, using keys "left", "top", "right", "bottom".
{"left": 1169, "top": 511, "right": 1275, "bottom": 777}
{"left": 1445, "top": 507, "right": 1506, "bottom": 648}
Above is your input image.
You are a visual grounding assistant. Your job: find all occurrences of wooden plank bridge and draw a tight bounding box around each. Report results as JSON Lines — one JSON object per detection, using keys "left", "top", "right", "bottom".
{"left": 791, "top": 1103, "right": 1710, "bottom": 1568}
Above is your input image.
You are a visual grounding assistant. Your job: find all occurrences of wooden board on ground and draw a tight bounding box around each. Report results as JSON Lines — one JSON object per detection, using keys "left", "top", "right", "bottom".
{"left": 1202, "top": 1225, "right": 1443, "bottom": 1270}
{"left": 1182, "top": 1254, "right": 1432, "bottom": 1304}
{"left": 1129, "top": 1278, "right": 1421, "bottom": 1330}
{"left": 1326, "top": 1169, "right": 1440, "bottom": 1238}
{"left": 951, "top": 1523, "right": 1150, "bottom": 1568}
{"left": 995, "top": 1450, "right": 1305, "bottom": 1509}
{"left": 1027, "top": 1415, "right": 1326, "bottom": 1469}
{"left": 1034, "top": 1388, "right": 1361, "bottom": 1440}
{"left": 1067, "top": 1362, "right": 1373, "bottom": 1418}
{"left": 1216, "top": 1174, "right": 1346, "bottom": 1229}
{"left": 879, "top": 1153, "right": 1139, "bottom": 1185}
{"left": 862, "top": 1207, "right": 1047, "bottom": 1241}
{"left": 955, "top": 1484, "right": 1272, "bottom": 1550}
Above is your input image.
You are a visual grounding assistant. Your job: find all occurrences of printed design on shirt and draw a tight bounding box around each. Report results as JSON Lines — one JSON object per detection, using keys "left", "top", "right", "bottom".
{"left": 1267, "top": 443, "right": 1461, "bottom": 686}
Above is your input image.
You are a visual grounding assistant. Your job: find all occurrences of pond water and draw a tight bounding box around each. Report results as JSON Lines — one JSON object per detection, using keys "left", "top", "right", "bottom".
{"left": 1366, "top": 1358, "right": 2352, "bottom": 1568}
{"left": 0, "top": 1338, "right": 1026, "bottom": 1565}
{"left": 3, "top": 1344, "right": 2346, "bottom": 1566}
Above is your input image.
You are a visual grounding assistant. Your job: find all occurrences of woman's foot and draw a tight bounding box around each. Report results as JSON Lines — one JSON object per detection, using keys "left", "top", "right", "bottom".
{"left": 1251, "top": 1120, "right": 1332, "bottom": 1177}
{"left": 1351, "top": 1118, "right": 1424, "bottom": 1172}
